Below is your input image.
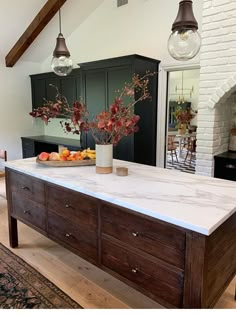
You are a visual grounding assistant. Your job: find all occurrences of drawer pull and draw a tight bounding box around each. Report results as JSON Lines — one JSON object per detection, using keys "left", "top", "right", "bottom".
{"left": 65, "top": 233, "right": 72, "bottom": 238}
{"left": 22, "top": 186, "right": 30, "bottom": 191}
{"left": 132, "top": 232, "right": 139, "bottom": 237}
{"left": 65, "top": 204, "right": 71, "bottom": 208}
{"left": 131, "top": 267, "right": 139, "bottom": 274}
{"left": 225, "top": 164, "right": 236, "bottom": 169}
{"left": 23, "top": 210, "right": 30, "bottom": 214}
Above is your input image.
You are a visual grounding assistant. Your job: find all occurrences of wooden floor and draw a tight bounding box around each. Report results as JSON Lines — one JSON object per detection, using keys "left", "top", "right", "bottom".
{"left": 0, "top": 178, "right": 235, "bottom": 309}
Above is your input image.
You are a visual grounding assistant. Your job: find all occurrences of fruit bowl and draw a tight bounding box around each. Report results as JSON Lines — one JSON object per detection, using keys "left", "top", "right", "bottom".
{"left": 36, "top": 157, "right": 96, "bottom": 167}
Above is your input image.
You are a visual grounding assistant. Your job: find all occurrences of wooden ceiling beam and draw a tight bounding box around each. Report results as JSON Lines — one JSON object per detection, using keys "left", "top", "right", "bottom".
{"left": 5, "top": 0, "right": 68, "bottom": 67}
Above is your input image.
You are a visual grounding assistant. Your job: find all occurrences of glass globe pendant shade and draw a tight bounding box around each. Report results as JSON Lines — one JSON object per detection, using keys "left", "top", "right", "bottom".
{"left": 168, "top": 0, "right": 201, "bottom": 61}
{"left": 51, "top": 55, "right": 73, "bottom": 76}
{"left": 51, "top": 33, "right": 73, "bottom": 76}
{"left": 168, "top": 29, "right": 201, "bottom": 61}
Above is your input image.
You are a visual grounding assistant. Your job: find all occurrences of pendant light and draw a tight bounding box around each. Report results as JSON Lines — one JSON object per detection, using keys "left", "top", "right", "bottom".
{"left": 51, "top": 1, "right": 73, "bottom": 76}
{"left": 168, "top": 0, "right": 201, "bottom": 61}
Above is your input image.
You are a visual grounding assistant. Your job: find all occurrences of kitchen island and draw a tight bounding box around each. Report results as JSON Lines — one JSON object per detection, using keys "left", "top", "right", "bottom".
{"left": 5, "top": 158, "right": 236, "bottom": 308}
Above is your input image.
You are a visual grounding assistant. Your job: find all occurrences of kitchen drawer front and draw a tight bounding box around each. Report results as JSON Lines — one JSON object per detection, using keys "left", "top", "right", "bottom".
{"left": 48, "top": 211, "right": 98, "bottom": 261}
{"left": 101, "top": 203, "right": 186, "bottom": 269}
{"left": 46, "top": 184, "right": 98, "bottom": 231}
{"left": 102, "top": 238, "right": 184, "bottom": 308}
{"left": 9, "top": 171, "right": 45, "bottom": 205}
{"left": 11, "top": 192, "right": 46, "bottom": 231}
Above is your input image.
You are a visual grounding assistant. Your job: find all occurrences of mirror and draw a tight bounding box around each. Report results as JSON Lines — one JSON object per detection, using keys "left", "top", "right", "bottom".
{"left": 165, "top": 69, "right": 200, "bottom": 174}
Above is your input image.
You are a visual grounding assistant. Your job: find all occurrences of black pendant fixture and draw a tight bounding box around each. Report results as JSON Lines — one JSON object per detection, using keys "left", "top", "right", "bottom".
{"left": 51, "top": 1, "right": 73, "bottom": 76}
{"left": 168, "top": 0, "right": 201, "bottom": 61}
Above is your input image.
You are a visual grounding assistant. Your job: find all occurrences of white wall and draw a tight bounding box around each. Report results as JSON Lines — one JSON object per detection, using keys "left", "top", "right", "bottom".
{"left": 0, "top": 61, "right": 44, "bottom": 160}
{"left": 43, "top": 0, "right": 203, "bottom": 70}
{"left": 44, "top": 119, "right": 81, "bottom": 140}
{"left": 0, "top": 0, "right": 49, "bottom": 160}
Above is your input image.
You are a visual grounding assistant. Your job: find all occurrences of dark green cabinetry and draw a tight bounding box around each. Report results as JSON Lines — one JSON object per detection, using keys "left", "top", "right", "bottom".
{"left": 80, "top": 55, "right": 160, "bottom": 166}
{"left": 30, "top": 69, "right": 81, "bottom": 109}
{"left": 29, "top": 55, "right": 159, "bottom": 166}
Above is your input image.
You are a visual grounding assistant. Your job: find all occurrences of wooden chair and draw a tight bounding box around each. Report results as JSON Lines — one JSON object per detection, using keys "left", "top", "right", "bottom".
{"left": 0, "top": 150, "right": 7, "bottom": 178}
{"left": 167, "top": 135, "right": 178, "bottom": 164}
{"left": 184, "top": 136, "right": 196, "bottom": 165}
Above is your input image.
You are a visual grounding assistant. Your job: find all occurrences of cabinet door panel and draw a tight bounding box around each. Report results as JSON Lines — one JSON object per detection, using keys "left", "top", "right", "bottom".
{"left": 60, "top": 77, "right": 77, "bottom": 105}
{"left": 108, "top": 66, "right": 134, "bottom": 161}
{"left": 107, "top": 66, "right": 132, "bottom": 105}
{"left": 32, "top": 78, "right": 46, "bottom": 108}
{"left": 83, "top": 70, "right": 106, "bottom": 149}
{"left": 46, "top": 78, "right": 60, "bottom": 100}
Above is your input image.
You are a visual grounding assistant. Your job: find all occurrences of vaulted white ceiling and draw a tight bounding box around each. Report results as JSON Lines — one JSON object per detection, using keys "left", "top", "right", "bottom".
{"left": 0, "top": 0, "right": 104, "bottom": 65}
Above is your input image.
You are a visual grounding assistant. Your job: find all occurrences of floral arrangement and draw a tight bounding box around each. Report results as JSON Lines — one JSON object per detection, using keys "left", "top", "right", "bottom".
{"left": 29, "top": 72, "right": 155, "bottom": 146}
{"left": 173, "top": 106, "right": 196, "bottom": 129}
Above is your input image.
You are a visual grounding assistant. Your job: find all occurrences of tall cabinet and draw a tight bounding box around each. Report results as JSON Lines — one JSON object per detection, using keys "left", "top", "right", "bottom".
{"left": 29, "top": 55, "right": 159, "bottom": 166}
{"left": 80, "top": 55, "right": 160, "bottom": 166}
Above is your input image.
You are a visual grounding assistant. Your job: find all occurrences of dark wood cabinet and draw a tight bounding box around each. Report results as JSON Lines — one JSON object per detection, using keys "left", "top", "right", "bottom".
{"left": 6, "top": 168, "right": 236, "bottom": 308}
{"left": 80, "top": 55, "right": 160, "bottom": 166}
{"left": 101, "top": 202, "right": 185, "bottom": 269}
{"left": 102, "top": 238, "right": 184, "bottom": 308}
{"left": 214, "top": 151, "right": 236, "bottom": 181}
{"left": 30, "top": 69, "right": 81, "bottom": 110}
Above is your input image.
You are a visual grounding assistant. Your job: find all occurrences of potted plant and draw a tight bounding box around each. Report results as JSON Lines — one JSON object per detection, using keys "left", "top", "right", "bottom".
{"left": 173, "top": 106, "right": 196, "bottom": 134}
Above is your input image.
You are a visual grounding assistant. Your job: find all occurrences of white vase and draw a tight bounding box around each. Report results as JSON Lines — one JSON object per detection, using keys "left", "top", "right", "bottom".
{"left": 95, "top": 144, "right": 113, "bottom": 174}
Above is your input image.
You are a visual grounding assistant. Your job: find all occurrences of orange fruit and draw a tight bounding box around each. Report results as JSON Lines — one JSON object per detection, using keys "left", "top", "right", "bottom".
{"left": 62, "top": 149, "right": 70, "bottom": 157}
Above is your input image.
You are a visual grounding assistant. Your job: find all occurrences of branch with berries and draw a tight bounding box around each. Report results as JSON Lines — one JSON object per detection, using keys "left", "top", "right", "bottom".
{"left": 29, "top": 72, "right": 156, "bottom": 146}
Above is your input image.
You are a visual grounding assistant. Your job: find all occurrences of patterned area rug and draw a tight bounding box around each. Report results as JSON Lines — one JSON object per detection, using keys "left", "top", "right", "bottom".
{"left": 0, "top": 243, "right": 82, "bottom": 309}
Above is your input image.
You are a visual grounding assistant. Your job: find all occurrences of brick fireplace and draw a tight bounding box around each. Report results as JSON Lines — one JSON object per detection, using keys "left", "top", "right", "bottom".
{"left": 196, "top": 0, "right": 236, "bottom": 176}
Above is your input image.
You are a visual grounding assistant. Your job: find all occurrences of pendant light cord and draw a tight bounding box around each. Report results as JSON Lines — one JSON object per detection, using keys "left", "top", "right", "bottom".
{"left": 58, "top": 0, "right": 62, "bottom": 34}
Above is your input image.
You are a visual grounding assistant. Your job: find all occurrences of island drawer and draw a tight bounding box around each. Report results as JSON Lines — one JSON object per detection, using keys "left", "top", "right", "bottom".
{"left": 11, "top": 192, "right": 46, "bottom": 231}
{"left": 48, "top": 211, "right": 98, "bottom": 261}
{"left": 102, "top": 238, "right": 184, "bottom": 308}
{"left": 46, "top": 184, "right": 98, "bottom": 231}
{"left": 101, "top": 203, "right": 186, "bottom": 269}
{"left": 8, "top": 171, "right": 45, "bottom": 205}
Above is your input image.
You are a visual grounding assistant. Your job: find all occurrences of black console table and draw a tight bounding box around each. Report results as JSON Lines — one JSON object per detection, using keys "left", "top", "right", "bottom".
{"left": 21, "top": 136, "right": 82, "bottom": 158}
{"left": 214, "top": 151, "right": 236, "bottom": 181}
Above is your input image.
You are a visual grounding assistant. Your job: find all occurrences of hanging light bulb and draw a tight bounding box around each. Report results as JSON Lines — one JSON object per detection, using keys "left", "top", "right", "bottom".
{"left": 168, "top": 0, "right": 201, "bottom": 61}
{"left": 51, "top": 4, "right": 73, "bottom": 76}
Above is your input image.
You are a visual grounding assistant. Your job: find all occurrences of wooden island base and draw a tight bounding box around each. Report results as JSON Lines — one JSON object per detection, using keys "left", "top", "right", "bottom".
{"left": 6, "top": 169, "right": 236, "bottom": 308}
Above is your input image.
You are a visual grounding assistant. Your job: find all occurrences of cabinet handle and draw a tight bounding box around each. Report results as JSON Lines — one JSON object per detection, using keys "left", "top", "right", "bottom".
{"left": 225, "top": 164, "right": 236, "bottom": 169}
{"left": 23, "top": 210, "right": 30, "bottom": 214}
{"left": 132, "top": 232, "right": 139, "bottom": 237}
{"left": 22, "top": 186, "right": 30, "bottom": 191}
{"left": 65, "top": 204, "right": 71, "bottom": 208}
{"left": 131, "top": 267, "right": 139, "bottom": 274}
{"left": 65, "top": 233, "right": 72, "bottom": 238}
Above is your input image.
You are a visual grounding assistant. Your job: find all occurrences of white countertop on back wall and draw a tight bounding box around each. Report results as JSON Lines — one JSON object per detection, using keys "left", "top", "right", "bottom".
{"left": 5, "top": 157, "right": 236, "bottom": 236}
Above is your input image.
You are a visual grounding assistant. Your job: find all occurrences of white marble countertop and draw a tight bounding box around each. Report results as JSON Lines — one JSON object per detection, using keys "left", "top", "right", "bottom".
{"left": 5, "top": 157, "right": 236, "bottom": 236}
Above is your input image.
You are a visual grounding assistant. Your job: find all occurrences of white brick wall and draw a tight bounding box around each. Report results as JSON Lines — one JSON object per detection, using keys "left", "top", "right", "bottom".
{"left": 196, "top": 0, "right": 236, "bottom": 176}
